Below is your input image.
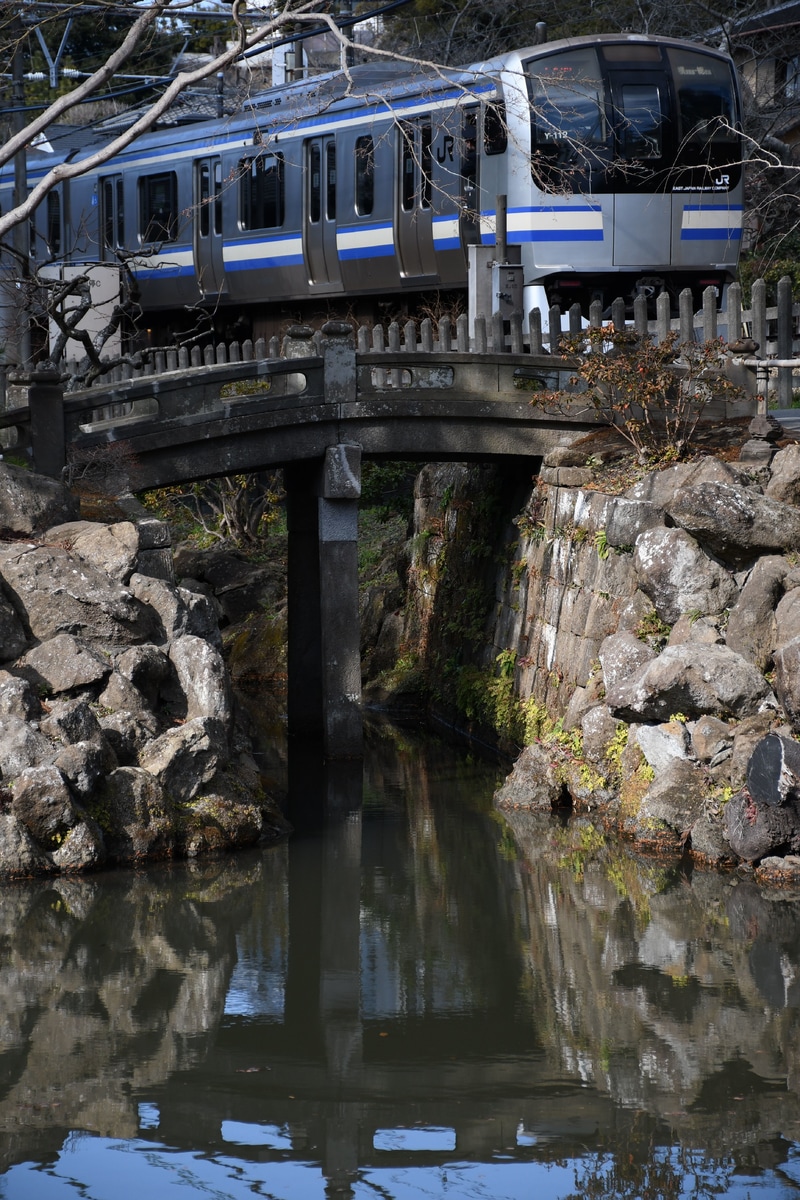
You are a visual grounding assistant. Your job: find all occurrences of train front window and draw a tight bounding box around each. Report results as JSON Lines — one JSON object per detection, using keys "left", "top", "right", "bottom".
{"left": 528, "top": 48, "right": 607, "bottom": 153}
{"left": 617, "top": 84, "right": 662, "bottom": 158}
{"left": 667, "top": 47, "right": 740, "bottom": 182}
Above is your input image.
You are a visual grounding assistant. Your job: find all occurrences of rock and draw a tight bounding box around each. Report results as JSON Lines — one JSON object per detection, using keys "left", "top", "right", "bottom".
{"left": 766, "top": 444, "right": 800, "bottom": 506}
{"left": 494, "top": 742, "right": 571, "bottom": 811}
{"left": 668, "top": 614, "right": 723, "bottom": 646}
{"left": 635, "top": 721, "right": 690, "bottom": 773}
{"left": 689, "top": 810, "right": 735, "bottom": 863}
{"left": 746, "top": 734, "right": 800, "bottom": 807}
{"left": 633, "top": 527, "right": 737, "bottom": 625}
{"left": 0, "top": 594, "right": 29, "bottom": 664}
{"left": 598, "top": 632, "right": 656, "bottom": 692}
{"left": 0, "top": 811, "right": 55, "bottom": 877}
{"left": 633, "top": 758, "right": 707, "bottom": 849}
{"left": 179, "top": 772, "right": 266, "bottom": 858}
{"left": 774, "top": 588, "right": 800, "bottom": 648}
{"left": 55, "top": 740, "right": 118, "bottom": 802}
{"left": 773, "top": 638, "right": 800, "bottom": 728}
{"left": 168, "top": 636, "right": 232, "bottom": 730}
{"left": 724, "top": 788, "right": 800, "bottom": 861}
{"left": 95, "top": 767, "right": 177, "bottom": 863}
{"left": 50, "top": 819, "right": 106, "bottom": 871}
{"left": 127, "top": 574, "right": 221, "bottom": 648}
{"left": 729, "top": 713, "right": 780, "bottom": 788}
{"left": 606, "top": 642, "right": 773, "bottom": 722}
{"left": 0, "top": 463, "right": 78, "bottom": 536}
{"left": 625, "top": 457, "right": 747, "bottom": 509}
{"left": 666, "top": 482, "right": 800, "bottom": 562}
{"left": 0, "top": 544, "right": 156, "bottom": 646}
{"left": 40, "top": 697, "right": 104, "bottom": 745}
{"left": 0, "top": 716, "right": 55, "bottom": 777}
{"left": 99, "top": 709, "right": 159, "bottom": 765}
{"left": 97, "top": 671, "right": 152, "bottom": 717}
{"left": 11, "top": 765, "right": 78, "bottom": 845}
{"left": 18, "top": 634, "right": 111, "bottom": 694}
{"left": 46, "top": 520, "right": 140, "bottom": 581}
{"left": 581, "top": 705, "right": 621, "bottom": 765}
{"left": 691, "top": 715, "right": 733, "bottom": 764}
{"left": 726, "top": 556, "right": 788, "bottom": 669}
{"left": 115, "top": 644, "right": 171, "bottom": 708}
{"left": 138, "top": 717, "right": 227, "bottom": 804}
{"left": 0, "top": 671, "right": 40, "bottom": 720}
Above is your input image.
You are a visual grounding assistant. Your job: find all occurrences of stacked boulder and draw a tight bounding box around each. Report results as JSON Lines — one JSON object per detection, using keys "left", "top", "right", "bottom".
{"left": 0, "top": 463, "right": 282, "bottom": 877}
{"left": 495, "top": 446, "right": 800, "bottom": 873}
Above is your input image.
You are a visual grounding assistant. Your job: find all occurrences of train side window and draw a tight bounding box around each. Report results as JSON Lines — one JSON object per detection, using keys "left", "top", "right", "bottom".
{"left": 617, "top": 84, "right": 662, "bottom": 158}
{"left": 310, "top": 144, "right": 321, "bottom": 223}
{"left": 484, "top": 102, "right": 507, "bottom": 155}
{"left": 102, "top": 177, "right": 124, "bottom": 252}
{"left": 401, "top": 123, "right": 415, "bottom": 211}
{"left": 116, "top": 180, "right": 125, "bottom": 247}
{"left": 139, "top": 172, "right": 178, "bottom": 243}
{"left": 47, "top": 189, "right": 61, "bottom": 255}
{"left": 240, "top": 153, "right": 284, "bottom": 229}
{"left": 461, "top": 110, "right": 478, "bottom": 187}
{"left": 199, "top": 163, "right": 211, "bottom": 237}
{"left": 355, "top": 135, "right": 374, "bottom": 216}
{"left": 421, "top": 122, "right": 432, "bottom": 208}
{"left": 326, "top": 142, "right": 336, "bottom": 220}
{"left": 214, "top": 161, "right": 223, "bottom": 235}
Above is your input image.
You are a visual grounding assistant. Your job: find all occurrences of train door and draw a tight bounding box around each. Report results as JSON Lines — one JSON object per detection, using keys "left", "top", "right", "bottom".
{"left": 396, "top": 118, "right": 435, "bottom": 279}
{"left": 458, "top": 107, "right": 479, "bottom": 248}
{"left": 100, "top": 174, "right": 124, "bottom": 261}
{"left": 607, "top": 69, "right": 672, "bottom": 268}
{"left": 305, "top": 136, "right": 341, "bottom": 289}
{"left": 194, "top": 156, "right": 226, "bottom": 298}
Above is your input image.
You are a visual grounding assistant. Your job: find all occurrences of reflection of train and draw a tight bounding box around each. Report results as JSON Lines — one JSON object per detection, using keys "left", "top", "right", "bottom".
{"left": 5, "top": 31, "right": 743, "bottom": 345}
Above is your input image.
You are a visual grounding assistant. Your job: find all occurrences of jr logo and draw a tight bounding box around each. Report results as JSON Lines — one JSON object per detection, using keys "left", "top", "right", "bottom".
{"left": 714, "top": 174, "right": 730, "bottom": 187}
{"left": 436, "top": 135, "right": 455, "bottom": 163}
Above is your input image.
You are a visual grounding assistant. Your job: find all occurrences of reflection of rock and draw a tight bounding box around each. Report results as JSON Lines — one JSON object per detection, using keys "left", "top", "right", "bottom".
{"left": 0, "top": 852, "right": 281, "bottom": 1169}
{"left": 501, "top": 806, "right": 800, "bottom": 1145}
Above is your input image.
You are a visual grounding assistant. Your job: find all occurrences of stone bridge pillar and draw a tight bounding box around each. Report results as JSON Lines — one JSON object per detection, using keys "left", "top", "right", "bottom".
{"left": 285, "top": 442, "right": 363, "bottom": 759}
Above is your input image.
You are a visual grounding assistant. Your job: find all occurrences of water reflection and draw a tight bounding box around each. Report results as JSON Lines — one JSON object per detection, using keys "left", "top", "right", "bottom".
{"left": 1, "top": 727, "right": 800, "bottom": 1197}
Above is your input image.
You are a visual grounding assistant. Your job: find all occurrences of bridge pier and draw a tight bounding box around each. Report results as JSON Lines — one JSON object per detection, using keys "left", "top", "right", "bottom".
{"left": 285, "top": 443, "right": 363, "bottom": 759}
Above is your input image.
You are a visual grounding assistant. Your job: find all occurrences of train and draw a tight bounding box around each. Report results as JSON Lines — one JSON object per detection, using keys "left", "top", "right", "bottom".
{"left": 2, "top": 30, "right": 744, "bottom": 350}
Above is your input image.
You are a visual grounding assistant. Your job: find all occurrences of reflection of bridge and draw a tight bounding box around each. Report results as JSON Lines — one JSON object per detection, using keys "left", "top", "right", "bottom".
{"left": 4, "top": 325, "right": 606, "bottom": 762}
{"left": 141, "top": 758, "right": 613, "bottom": 1197}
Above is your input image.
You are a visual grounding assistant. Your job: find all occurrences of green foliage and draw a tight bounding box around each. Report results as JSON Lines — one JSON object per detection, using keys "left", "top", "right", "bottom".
{"left": 360, "top": 461, "right": 417, "bottom": 521}
{"left": 634, "top": 611, "right": 671, "bottom": 647}
{"left": 541, "top": 328, "right": 743, "bottom": 463}
{"left": 141, "top": 472, "right": 284, "bottom": 549}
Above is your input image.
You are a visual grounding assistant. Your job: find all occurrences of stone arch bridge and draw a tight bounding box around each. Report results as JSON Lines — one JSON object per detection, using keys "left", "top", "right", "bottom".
{"left": 0, "top": 323, "right": 752, "bottom": 758}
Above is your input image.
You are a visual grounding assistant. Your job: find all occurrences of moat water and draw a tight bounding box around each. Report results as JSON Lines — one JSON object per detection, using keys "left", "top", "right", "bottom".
{"left": 2, "top": 723, "right": 800, "bottom": 1198}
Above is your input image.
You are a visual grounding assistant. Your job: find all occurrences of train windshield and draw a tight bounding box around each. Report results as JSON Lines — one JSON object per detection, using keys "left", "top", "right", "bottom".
{"left": 529, "top": 47, "right": 607, "bottom": 158}
{"left": 525, "top": 42, "right": 741, "bottom": 192}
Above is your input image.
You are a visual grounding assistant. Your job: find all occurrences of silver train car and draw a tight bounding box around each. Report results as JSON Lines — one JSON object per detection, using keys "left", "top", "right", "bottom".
{"left": 7, "top": 31, "right": 744, "bottom": 345}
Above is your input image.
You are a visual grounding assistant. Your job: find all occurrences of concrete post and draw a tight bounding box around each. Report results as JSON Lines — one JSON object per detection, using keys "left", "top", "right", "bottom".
{"left": 285, "top": 460, "right": 324, "bottom": 744}
{"left": 14, "top": 368, "right": 65, "bottom": 478}
{"left": 285, "top": 442, "right": 363, "bottom": 760}
{"left": 320, "top": 443, "right": 362, "bottom": 758}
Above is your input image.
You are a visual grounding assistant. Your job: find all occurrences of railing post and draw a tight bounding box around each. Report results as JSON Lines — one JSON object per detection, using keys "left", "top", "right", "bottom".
{"left": 529, "top": 308, "right": 543, "bottom": 355}
{"left": 656, "top": 291, "right": 670, "bottom": 344}
{"left": 702, "top": 286, "right": 718, "bottom": 343}
{"left": 321, "top": 320, "right": 356, "bottom": 406}
{"left": 777, "top": 275, "right": 794, "bottom": 407}
{"left": 752, "top": 277, "right": 767, "bottom": 356}
{"left": 16, "top": 368, "right": 65, "bottom": 479}
{"left": 679, "top": 288, "right": 694, "bottom": 344}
